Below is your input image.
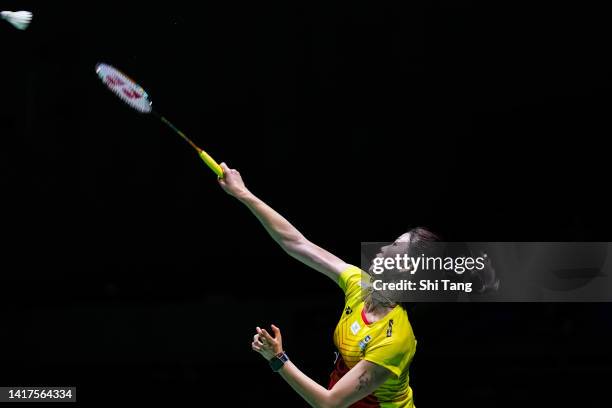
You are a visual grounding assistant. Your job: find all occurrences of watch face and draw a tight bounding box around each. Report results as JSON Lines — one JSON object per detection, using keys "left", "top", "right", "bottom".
{"left": 270, "top": 353, "right": 289, "bottom": 372}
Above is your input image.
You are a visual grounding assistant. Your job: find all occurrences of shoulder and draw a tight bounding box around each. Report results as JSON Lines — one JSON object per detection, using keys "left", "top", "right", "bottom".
{"left": 338, "top": 265, "right": 371, "bottom": 303}
{"left": 338, "top": 265, "right": 363, "bottom": 291}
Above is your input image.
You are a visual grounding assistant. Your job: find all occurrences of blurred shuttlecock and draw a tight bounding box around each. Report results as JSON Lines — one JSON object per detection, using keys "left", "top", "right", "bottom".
{"left": 1, "top": 11, "right": 33, "bottom": 30}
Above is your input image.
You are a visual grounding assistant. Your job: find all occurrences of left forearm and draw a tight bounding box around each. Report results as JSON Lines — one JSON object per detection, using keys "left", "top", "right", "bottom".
{"left": 253, "top": 326, "right": 380, "bottom": 408}
{"left": 277, "top": 361, "right": 334, "bottom": 408}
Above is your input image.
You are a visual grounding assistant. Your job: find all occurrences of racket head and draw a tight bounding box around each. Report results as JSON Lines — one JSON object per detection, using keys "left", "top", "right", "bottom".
{"left": 95, "top": 63, "right": 153, "bottom": 114}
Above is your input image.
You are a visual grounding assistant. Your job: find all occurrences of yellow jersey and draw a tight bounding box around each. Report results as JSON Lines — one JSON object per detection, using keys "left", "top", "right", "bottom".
{"left": 329, "top": 265, "right": 417, "bottom": 408}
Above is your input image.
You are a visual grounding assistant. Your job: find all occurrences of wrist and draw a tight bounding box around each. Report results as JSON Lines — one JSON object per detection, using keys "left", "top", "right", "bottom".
{"left": 269, "top": 351, "right": 289, "bottom": 372}
{"left": 267, "top": 349, "right": 284, "bottom": 360}
{"left": 237, "top": 190, "right": 255, "bottom": 203}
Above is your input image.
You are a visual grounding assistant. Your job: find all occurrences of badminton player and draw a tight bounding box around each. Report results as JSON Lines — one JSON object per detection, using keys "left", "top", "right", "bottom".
{"left": 218, "top": 162, "right": 431, "bottom": 408}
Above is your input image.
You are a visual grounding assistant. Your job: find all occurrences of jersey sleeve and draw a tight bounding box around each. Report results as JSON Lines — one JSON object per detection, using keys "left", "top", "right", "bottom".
{"left": 338, "top": 265, "right": 369, "bottom": 303}
{"left": 363, "top": 334, "right": 416, "bottom": 378}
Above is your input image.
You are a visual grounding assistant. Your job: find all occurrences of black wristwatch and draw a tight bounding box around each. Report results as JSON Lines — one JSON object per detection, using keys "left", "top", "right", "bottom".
{"left": 269, "top": 351, "right": 289, "bottom": 372}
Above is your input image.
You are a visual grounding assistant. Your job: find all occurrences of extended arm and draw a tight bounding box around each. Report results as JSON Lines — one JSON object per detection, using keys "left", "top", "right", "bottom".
{"left": 218, "top": 163, "right": 349, "bottom": 281}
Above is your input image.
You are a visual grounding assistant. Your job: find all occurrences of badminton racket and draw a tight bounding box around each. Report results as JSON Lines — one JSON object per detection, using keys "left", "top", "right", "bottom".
{"left": 95, "top": 63, "right": 224, "bottom": 178}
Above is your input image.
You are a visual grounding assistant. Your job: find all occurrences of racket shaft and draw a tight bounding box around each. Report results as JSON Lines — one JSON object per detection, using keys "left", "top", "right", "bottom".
{"left": 159, "top": 116, "right": 224, "bottom": 178}
{"left": 159, "top": 116, "right": 199, "bottom": 150}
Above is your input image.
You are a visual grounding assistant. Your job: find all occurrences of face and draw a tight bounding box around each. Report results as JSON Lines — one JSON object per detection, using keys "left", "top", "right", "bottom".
{"left": 364, "top": 232, "right": 414, "bottom": 306}
{"left": 367, "top": 232, "right": 413, "bottom": 278}
{"left": 376, "top": 232, "right": 412, "bottom": 260}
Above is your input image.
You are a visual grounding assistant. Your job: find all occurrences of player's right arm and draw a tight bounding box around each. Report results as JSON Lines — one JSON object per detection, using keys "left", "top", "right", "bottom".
{"left": 217, "top": 163, "right": 349, "bottom": 282}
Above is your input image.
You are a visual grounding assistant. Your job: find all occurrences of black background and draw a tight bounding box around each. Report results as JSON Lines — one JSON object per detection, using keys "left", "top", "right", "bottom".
{"left": 1, "top": 1, "right": 611, "bottom": 406}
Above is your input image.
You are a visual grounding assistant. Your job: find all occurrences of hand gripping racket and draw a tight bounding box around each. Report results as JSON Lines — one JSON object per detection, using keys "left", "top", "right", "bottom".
{"left": 95, "top": 63, "right": 224, "bottom": 178}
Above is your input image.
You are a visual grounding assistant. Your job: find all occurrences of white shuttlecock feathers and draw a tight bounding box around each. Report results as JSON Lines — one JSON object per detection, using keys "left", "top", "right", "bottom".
{"left": 1, "top": 10, "right": 33, "bottom": 30}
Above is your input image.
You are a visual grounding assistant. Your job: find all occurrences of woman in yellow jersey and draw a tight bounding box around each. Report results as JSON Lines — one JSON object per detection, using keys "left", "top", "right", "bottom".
{"left": 218, "top": 162, "right": 434, "bottom": 408}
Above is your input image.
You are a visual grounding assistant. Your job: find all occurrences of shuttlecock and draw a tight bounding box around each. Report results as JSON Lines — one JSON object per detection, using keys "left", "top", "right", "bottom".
{"left": 1, "top": 11, "right": 33, "bottom": 31}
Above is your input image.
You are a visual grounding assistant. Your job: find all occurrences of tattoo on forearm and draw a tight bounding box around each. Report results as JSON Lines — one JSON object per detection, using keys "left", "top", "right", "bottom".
{"left": 356, "top": 371, "right": 370, "bottom": 392}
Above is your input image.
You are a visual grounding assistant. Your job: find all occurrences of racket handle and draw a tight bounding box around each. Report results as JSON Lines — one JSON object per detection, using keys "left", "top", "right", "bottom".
{"left": 198, "top": 149, "right": 224, "bottom": 178}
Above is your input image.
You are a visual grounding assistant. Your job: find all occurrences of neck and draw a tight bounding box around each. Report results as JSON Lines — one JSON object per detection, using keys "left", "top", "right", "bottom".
{"left": 364, "top": 296, "right": 395, "bottom": 315}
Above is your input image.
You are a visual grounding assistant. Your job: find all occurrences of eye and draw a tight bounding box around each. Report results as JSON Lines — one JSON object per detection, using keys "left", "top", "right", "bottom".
{"left": 392, "top": 242, "right": 398, "bottom": 247}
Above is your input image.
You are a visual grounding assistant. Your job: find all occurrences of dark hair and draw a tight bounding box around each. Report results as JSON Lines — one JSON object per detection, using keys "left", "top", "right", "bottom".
{"left": 407, "top": 227, "right": 440, "bottom": 249}
{"left": 399, "top": 227, "right": 440, "bottom": 313}
{"left": 398, "top": 228, "right": 500, "bottom": 316}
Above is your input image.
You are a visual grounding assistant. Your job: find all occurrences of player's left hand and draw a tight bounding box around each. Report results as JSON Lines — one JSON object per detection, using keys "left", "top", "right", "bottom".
{"left": 252, "top": 325, "right": 284, "bottom": 360}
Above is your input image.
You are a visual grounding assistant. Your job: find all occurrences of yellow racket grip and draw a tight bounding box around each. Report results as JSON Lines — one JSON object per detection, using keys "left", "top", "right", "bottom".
{"left": 198, "top": 149, "right": 224, "bottom": 178}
